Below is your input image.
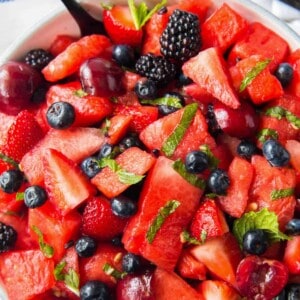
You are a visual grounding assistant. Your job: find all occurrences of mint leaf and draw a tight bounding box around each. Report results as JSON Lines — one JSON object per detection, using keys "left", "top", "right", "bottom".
{"left": 271, "top": 188, "right": 294, "bottom": 200}
{"left": 257, "top": 128, "right": 278, "bottom": 143}
{"left": 54, "top": 261, "right": 67, "bottom": 281}
{"left": 0, "top": 153, "right": 19, "bottom": 169}
{"left": 117, "top": 170, "right": 145, "bottom": 185}
{"left": 172, "top": 159, "right": 206, "bottom": 189}
{"left": 180, "top": 230, "right": 201, "bottom": 245}
{"left": 103, "top": 262, "right": 127, "bottom": 279}
{"left": 265, "top": 106, "right": 300, "bottom": 129}
{"left": 74, "top": 89, "right": 88, "bottom": 97}
{"left": 239, "top": 59, "right": 271, "bottom": 92}
{"left": 100, "top": 118, "right": 111, "bottom": 136}
{"left": 146, "top": 200, "right": 180, "bottom": 244}
{"left": 233, "top": 208, "right": 290, "bottom": 246}
{"left": 140, "top": 95, "right": 183, "bottom": 109}
{"left": 16, "top": 192, "right": 24, "bottom": 201}
{"left": 128, "top": 0, "right": 167, "bottom": 30}
{"left": 64, "top": 268, "right": 80, "bottom": 296}
{"left": 31, "top": 225, "right": 54, "bottom": 258}
{"left": 200, "top": 144, "right": 219, "bottom": 170}
{"left": 98, "top": 157, "right": 144, "bottom": 185}
{"left": 162, "top": 103, "right": 198, "bottom": 157}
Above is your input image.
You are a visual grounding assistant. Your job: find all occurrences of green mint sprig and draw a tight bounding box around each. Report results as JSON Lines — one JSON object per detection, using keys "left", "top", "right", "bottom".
{"left": 140, "top": 95, "right": 184, "bottom": 109}
{"left": 146, "top": 200, "right": 180, "bottom": 243}
{"left": 239, "top": 59, "right": 271, "bottom": 92}
{"left": 128, "top": 0, "right": 167, "bottom": 30}
{"left": 233, "top": 208, "right": 290, "bottom": 247}
{"left": 265, "top": 106, "right": 300, "bottom": 129}
{"left": 31, "top": 225, "right": 54, "bottom": 258}
{"left": 271, "top": 188, "right": 294, "bottom": 200}
{"left": 103, "top": 262, "right": 127, "bottom": 279}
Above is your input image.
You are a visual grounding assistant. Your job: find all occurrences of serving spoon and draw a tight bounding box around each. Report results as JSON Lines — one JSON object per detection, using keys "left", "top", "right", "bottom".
{"left": 60, "top": 0, "right": 107, "bottom": 36}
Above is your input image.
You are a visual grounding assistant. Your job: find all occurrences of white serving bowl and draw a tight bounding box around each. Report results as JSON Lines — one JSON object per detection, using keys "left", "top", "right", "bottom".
{"left": 0, "top": 0, "right": 299, "bottom": 299}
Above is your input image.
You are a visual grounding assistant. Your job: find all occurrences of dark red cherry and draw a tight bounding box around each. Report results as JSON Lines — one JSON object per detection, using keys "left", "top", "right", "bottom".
{"left": 79, "top": 57, "right": 125, "bottom": 98}
{"left": 116, "top": 270, "right": 154, "bottom": 300}
{"left": 213, "top": 100, "right": 259, "bottom": 139}
{"left": 236, "top": 255, "right": 288, "bottom": 299}
{"left": 0, "top": 61, "right": 43, "bottom": 115}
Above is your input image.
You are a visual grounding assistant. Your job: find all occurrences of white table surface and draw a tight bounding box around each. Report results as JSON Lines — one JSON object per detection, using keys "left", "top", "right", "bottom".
{"left": 0, "top": 0, "right": 299, "bottom": 57}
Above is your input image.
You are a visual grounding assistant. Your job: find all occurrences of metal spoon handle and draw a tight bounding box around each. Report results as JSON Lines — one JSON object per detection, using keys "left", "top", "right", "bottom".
{"left": 279, "top": 0, "right": 300, "bottom": 10}
{"left": 60, "top": 0, "right": 106, "bottom": 36}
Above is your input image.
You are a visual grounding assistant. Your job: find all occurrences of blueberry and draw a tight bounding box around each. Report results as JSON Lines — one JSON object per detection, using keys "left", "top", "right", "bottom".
{"left": 119, "top": 134, "right": 143, "bottom": 151}
{"left": 0, "top": 169, "right": 23, "bottom": 194}
{"left": 98, "top": 143, "right": 114, "bottom": 159}
{"left": 275, "top": 62, "right": 294, "bottom": 87}
{"left": 262, "top": 138, "right": 290, "bottom": 167}
{"left": 75, "top": 236, "right": 97, "bottom": 258}
{"left": 285, "top": 219, "right": 300, "bottom": 235}
{"left": 158, "top": 92, "right": 185, "bottom": 116}
{"left": 112, "top": 44, "right": 136, "bottom": 68}
{"left": 24, "top": 185, "right": 47, "bottom": 208}
{"left": 80, "top": 280, "right": 111, "bottom": 300}
{"left": 111, "top": 235, "right": 123, "bottom": 247}
{"left": 237, "top": 140, "right": 258, "bottom": 160}
{"left": 122, "top": 253, "right": 141, "bottom": 273}
{"left": 81, "top": 156, "right": 101, "bottom": 178}
{"left": 285, "top": 283, "right": 300, "bottom": 300}
{"left": 207, "top": 169, "right": 230, "bottom": 195}
{"left": 46, "top": 101, "right": 75, "bottom": 129}
{"left": 135, "top": 79, "right": 158, "bottom": 100}
{"left": 242, "top": 229, "right": 269, "bottom": 255}
{"left": 185, "top": 150, "right": 209, "bottom": 173}
{"left": 177, "top": 72, "right": 192, "bottom": 87}
{"left": 111, "top": 196, "right": 137, "bottom": 218}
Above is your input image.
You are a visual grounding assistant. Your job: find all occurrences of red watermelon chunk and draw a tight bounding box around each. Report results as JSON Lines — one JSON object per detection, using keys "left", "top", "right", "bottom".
{"left": 139, "top": 105, "right": 216, "bottom": 161}
{"left": 0, "top": 249, "right": 55, "bottom": 300}
{"left": 201, "top": 3, "right": 249, "bottom": 52}
{"left": 122, "top": 156, "right": 204, "bottom": 271}
{"left": 182, "top": 47, "right": 240, "bottom": 109}
{"left": 91, "top": 147, "right": 156, "bottom": 198}
{"left": 19, "top": 127, "right": 105, "bottom": 185}
{"left": 228, "top": 22, "right": 289, "bottom": 71}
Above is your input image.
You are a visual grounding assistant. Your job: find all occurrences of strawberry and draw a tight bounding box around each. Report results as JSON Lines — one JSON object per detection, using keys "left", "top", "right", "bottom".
{"left": 197, "top": 280, "right": 242, "bottom": 300}
{"left": 188, "top": 233, "right": 243, "bottom": 288}
{"left": 283, "top": 235, "right": 300, "bottom": 274}
{"left": 46, "top": 81, "right": 113, "bottom": 127}
{"left": 152, "top": 267, "right": 204, "bottom": 300}
{"left": 1, "top": 110, "right": 44, "bottom": 162}
{"left": 42, "top": 34, "right": 112, "bottom": 82}
{"left": 189, "top": 198, "right": 229, "bottom": 240}
{"left": 20, "top": 127, "right": 105, "bottom": 185}
{"left": 79, "top": 243, "right": 126, "bottom": 287}
{"left": 176, "top": 248, "right": 207, "bottom": 281}
{"left": 182, "top": 47, "right": 240, "bottom": 109}
{"left": 0, "top": 111, "right": 15, "bottom": 149}
{"left": 49, "top": 34, "right": 78, "bottom": 57}
{"left": 217, "top": 156, "right": 254, "bottom": 218}
{"left": 103, "top": 5, "right": 143, "bottom": 48}
{"left": 81, "top": 196, "right": 128, "bottom": 241}
{"left": 43, "top": 148, "right": 96, "bottom": 215}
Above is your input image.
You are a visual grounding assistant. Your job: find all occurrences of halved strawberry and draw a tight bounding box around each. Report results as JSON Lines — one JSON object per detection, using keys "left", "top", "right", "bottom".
{"left": 46, "top": 81, "right": 113, "bottom": 127}
{"left": 0, "top": 111, "right": 15, "bottom": 149}
{"left": 43, "top": 148, "right": 96, "bottom": 215}
{"left": 42, "top": 34, "right": 112, "bottom": 82}
{"left": 79, "top": 243, "right": 126, "bottom": 287}
{"left": 188, "top": 233, "right": 243, "bottom": 288}
{"left": 103, "top": 5, "right": 143, "bottom": 48}
{"left": 189, "top": 198, "right": 229, "bottom": 240}
{"left": 20, "top": 127, "right": 105, "bottom": 185}
{"left": 283, "top": 235, "right": 300, "bottom": 274}
{"left": 217, "top": 156, "right": 254, "bottom": 218}
{"left": 182, "top": 47, "right": 240, "bottom": 109}
{"left": 152, "top": 267, "right": 204, "bottom": 300}
{"left": 81, "top": 196, "right": 128, "bottom": 241}
{"left": 197, "top": 280, "right": 242, "bottom": 300}
{"left": 1, "top": 110, "right": 45, "bottom": 162}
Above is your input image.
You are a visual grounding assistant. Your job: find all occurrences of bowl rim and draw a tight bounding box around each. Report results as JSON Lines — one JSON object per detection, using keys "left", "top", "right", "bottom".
{"left": 0, "top": 0, "right": 300, "bottom": 65}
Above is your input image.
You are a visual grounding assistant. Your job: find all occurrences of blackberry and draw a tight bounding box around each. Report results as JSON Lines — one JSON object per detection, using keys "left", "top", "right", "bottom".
{"left": 160, "top": 9, "right": 201, "bottom": 62}
{"left": 0, "top": 221, "right": 17, "bottom": 253}
{"left": 135, "top": 54, "right": 177, "bottom": 86}
{"left": 24, "top": 48, "right": 53, "bottom": 71}
{"left": 206, "top": 104, "right": 222, "bottom": 137}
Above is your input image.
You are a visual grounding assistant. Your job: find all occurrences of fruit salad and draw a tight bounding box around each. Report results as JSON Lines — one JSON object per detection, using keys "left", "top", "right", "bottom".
{"left": 0, "top": 0, "right": 300, "bottom": 299}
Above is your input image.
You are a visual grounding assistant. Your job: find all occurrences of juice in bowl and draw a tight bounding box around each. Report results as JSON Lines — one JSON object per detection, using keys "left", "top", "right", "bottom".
{"left": 0, "top": 0, "right": 300, "bottom": 299}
